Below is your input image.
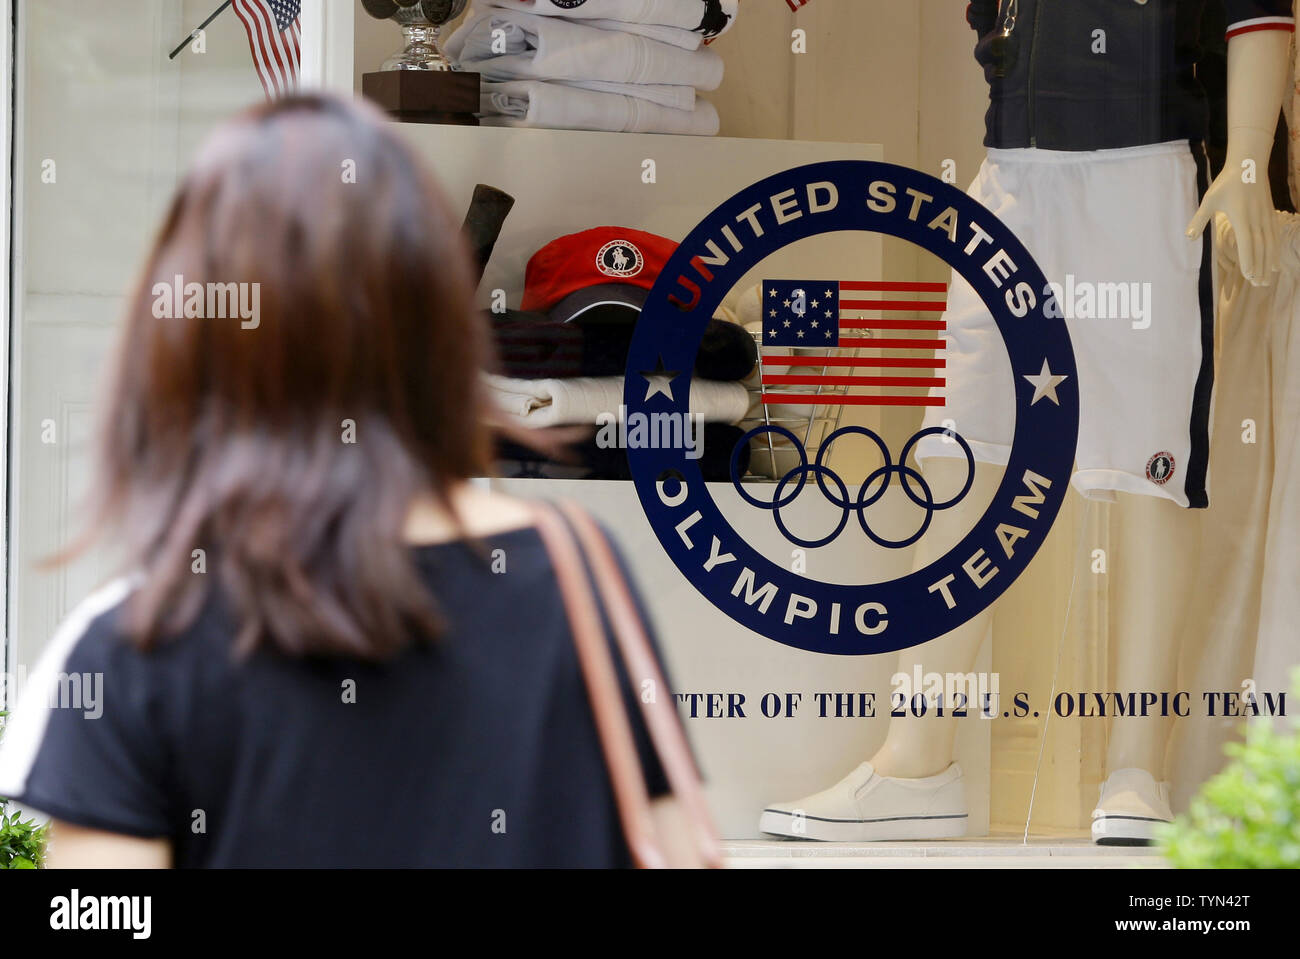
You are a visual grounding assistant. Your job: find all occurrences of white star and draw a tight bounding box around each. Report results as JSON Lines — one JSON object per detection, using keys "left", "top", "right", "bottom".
{"left": 824, "top": 330, "right": 832, "bottom": 338}
{"left": 796, "top": 330, "right": 805, "bottom": 339}
{"left": 811, "top": 320, "right": 819, "bottom": 328}
{"left": 824, "top": 289, "right": 833, "bottom": 298}
{"left": 768, "top": 287, "right": 777, "bottom": 298}
{"left": 639, "top": 357, "right": 680, "bottom": 402}
{"left": 825, "top": 310, "right": 833, "bottom": 318}
{"left": 769, "top": 309, "right": 777, "bottom": 318}
{"left": 1023, "top": 358, "right": 1068, "bottom": 406}
{"left": 783, "top": 319, "right": 791, "bottom": 328}
{"left": 783, "top": 300, "right": 791, "bottom": 308}
{"left": 812, "top": 300, "right": 820, "bottom": 309}
{"left": 768, "top": 329, "right": 777, "bottom": 338}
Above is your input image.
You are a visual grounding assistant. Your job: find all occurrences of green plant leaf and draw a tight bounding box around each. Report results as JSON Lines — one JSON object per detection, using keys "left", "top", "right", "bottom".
{"left": 1161, "top": 667, "right": 1300, "bottom": 869}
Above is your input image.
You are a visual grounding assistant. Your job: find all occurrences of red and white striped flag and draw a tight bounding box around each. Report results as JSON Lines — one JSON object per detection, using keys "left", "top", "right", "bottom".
{"left": 785, "top": 0, "right": 810, "bottom": 11}
{"left": 759, "top": 279, "right": 948, "bottom": 408}
{"left": 233, "top": 0, "right": 301, "bottom": 101}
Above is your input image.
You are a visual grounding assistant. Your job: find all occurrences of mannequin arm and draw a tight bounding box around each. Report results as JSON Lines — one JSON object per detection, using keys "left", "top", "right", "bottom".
{"left": 1187, "top": 29, "right": 1292, "bottom": 284}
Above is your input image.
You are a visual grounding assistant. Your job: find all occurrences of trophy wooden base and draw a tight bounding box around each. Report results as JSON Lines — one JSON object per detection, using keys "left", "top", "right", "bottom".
{"left": 362, "top": 71, "right": 480, "bottom": 126}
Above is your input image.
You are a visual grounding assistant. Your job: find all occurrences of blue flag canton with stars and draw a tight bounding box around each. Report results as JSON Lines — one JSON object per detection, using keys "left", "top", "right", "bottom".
{"left": 271, "top": 0, "right": 302, "bottom": 31}
{"left": 761, "top": 280, "right": 840, "bottom": 347}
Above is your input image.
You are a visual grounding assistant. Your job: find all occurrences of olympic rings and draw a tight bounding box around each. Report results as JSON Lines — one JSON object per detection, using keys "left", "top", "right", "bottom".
{"left": 730, "top": 425, "right": 809, "bottom": 510}
{"left": 730, "top": 426, "right": 977, "bottom": 548}
{"left": 772, "top": 463, "right": 851, "bottom": 549}
{"left": 899, "top": 427, "right": 975, "bottom": 510}
{"left": 815, "top": 426, "right": 893, "bottom": 509}
{"left": 857, "top": 462, "right": 933, "bottom": 549}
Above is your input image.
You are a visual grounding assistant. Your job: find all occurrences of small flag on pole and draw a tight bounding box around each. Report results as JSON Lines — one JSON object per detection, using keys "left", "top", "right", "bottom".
{"left": 785, "top": 0, "right": 810, "bottom": 11}
{"left": 233, "top": 0, "right": 301, "bottom": 101}
{"left": 759, "top": 280, "right": 948, "bottom": 408}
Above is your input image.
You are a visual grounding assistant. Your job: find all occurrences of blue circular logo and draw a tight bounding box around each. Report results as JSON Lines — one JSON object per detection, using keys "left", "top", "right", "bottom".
{"left": 624, "top": 161, "right": 1077, "bottom": 655}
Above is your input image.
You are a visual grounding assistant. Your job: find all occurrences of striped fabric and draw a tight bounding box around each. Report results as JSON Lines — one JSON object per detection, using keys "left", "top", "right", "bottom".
{"left": 232, "top": 0, "right": 301, "bottom": 101}
{"left": 1224, "top": 15, "right": 1295, "bottom": 39}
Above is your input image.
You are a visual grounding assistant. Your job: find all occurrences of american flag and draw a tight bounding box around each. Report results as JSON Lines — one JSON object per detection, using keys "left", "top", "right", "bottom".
{"left": 786, "top": 0, "right": 810, "bottom": 11}
{"left": 759, "top": 280, "right": 947, "bottom": 408}
{"left": 233, "top": 0, "right": 301, "bottom": 101}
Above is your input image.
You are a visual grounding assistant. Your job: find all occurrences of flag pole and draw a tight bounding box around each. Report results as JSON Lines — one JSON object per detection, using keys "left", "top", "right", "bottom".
{"left": 168, "top": 0, "right": 234, "bottom": 60}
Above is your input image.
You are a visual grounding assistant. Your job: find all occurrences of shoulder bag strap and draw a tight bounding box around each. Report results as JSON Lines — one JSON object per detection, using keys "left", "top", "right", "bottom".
{"left": 553, "top": 500, "right": 724, "bottom": 869}
{"left": 530, "top": 501, "right": 667, "bottom": 868}
{"left": 530, "top": 500, "right": 722, "bottom": 868}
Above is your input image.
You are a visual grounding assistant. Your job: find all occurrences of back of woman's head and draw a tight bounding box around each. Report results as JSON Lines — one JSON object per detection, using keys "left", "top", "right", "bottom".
{"left": 91, "top": 93, "right": 492, "bottom": 659}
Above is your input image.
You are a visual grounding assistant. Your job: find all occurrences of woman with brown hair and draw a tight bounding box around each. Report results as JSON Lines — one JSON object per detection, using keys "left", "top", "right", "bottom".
{"left": 0, "top": 94, "right": 709, "bottom": 868}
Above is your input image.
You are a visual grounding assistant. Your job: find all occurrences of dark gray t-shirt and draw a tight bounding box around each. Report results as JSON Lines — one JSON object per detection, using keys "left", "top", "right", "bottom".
{"left": 0, "top": 524, "right": 678, "bottom": 868}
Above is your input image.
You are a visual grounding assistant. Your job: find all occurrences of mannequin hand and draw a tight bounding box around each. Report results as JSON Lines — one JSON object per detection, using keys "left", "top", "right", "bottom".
{"left": 1186, "top": 139, "right": 1279, "bottom": 285}
{"left": 1213, "top": 212, "right": 1239, "bottom": 273}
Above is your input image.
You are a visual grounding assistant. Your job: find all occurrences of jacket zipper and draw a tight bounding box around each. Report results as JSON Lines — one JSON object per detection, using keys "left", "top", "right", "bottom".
{"left": 1027, "top": 0, "right": 1042, "bottom": 147}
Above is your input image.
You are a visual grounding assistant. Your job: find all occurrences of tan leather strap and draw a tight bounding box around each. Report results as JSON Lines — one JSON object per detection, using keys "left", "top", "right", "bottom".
{"left": 531, "top": 502, "right": 667, "bottom": 868}
{"left": 554, "top": 501, "right": 724, "bottom": 869}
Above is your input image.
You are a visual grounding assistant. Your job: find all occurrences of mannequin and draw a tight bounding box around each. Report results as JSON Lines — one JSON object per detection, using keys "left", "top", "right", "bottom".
{"left": 760, "top": 10, "right": 1292, "bottom": 845}
{"left": 1165, "top": 206, "right": 1300, "bottom": 807}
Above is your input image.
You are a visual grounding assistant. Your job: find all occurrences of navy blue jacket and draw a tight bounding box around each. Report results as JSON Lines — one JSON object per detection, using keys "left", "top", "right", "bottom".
{"left": 966, "top": 0, "right": 1294, "bottom": 150}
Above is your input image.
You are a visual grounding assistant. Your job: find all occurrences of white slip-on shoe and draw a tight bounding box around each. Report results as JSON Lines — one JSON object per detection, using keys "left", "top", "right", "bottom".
{"left": 1091, "top": 767, "right": 1173, "bottom": 845}
{"left": 758, "top": 761, "right": 968, "bottom": 841}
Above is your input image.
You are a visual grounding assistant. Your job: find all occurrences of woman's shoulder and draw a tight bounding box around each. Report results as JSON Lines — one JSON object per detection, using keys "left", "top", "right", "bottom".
{"left": 404, "top": 485, "right": 538, "bottom": 546}
{"left": 25, "top": 574, "right": 232, "bottom": 690}
{"left": 28, "top": 577, "right": 142, "bottom": 678}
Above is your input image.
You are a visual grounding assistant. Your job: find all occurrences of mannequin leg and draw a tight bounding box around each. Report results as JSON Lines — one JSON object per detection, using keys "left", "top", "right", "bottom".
{"left": 869, "top": 458, "right": 1002, "bottom": 779}
{"left": 1104, "top": 491, "right": 1201, "bottom": 775}
{"left": 758, "top": 456, "right": 1005, "bottom": 840}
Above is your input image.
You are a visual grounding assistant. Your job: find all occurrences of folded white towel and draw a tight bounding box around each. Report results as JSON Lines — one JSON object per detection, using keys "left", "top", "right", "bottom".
{"left": 482, "top": 80, "right": 717, "bottom": 135}
{"left": 446, "top": 8, "right": 726, "bottom": 91}
{"left": 549, "top": 77, "right": 695, "bottom": 111}
{"left": 486, "top": 374, "right": 750, "bottom": 426}
{"left": 484, "top": 0, "right": 738, "bottom": 41}
{"left": 585, "top": 17, "right": 703, "bottom": 51}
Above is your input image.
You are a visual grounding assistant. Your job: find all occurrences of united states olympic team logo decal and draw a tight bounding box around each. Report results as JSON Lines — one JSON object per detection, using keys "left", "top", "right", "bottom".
{"left": 623, "top": 161, "right": 1079, "bottom": 655}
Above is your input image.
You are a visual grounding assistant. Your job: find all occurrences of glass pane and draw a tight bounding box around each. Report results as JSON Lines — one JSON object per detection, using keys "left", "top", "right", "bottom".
{"left": 8, "top": 0, "right": 266, "bottom": 678}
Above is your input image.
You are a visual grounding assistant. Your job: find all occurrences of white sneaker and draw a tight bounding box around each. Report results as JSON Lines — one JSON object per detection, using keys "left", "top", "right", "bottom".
{"left": 1091, "top": 768, "right": 1172, "bottom": 845}
{"left": 759, "top": 762, "right": 968, "bottom": 841}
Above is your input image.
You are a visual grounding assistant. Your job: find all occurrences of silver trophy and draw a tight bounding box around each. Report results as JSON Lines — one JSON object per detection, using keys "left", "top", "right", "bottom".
{"left": 362, "top": 0, "right": 469, "bottom": 72}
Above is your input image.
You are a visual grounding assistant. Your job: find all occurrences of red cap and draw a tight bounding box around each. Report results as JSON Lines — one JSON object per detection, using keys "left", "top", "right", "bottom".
{"left": 520, "top": 227, "right": 678, "bottom": 314}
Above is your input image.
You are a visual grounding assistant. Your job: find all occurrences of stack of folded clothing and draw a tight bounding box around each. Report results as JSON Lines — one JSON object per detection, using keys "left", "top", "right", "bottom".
{"left": 488, "top": 226, "right": 756, "bottom": 480}
{"left": 445, "top": 0, "right": 737, "bottom": 135}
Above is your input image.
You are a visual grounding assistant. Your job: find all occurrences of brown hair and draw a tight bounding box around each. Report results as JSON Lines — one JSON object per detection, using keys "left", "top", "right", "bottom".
{"left": 80, "top": 93, "right": 495, "bottom": 660}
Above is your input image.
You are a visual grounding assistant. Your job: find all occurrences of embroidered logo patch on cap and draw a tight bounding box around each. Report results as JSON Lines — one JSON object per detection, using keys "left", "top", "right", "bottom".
{"left": 596, "top": 240, "right": 645, "bottom": 279}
